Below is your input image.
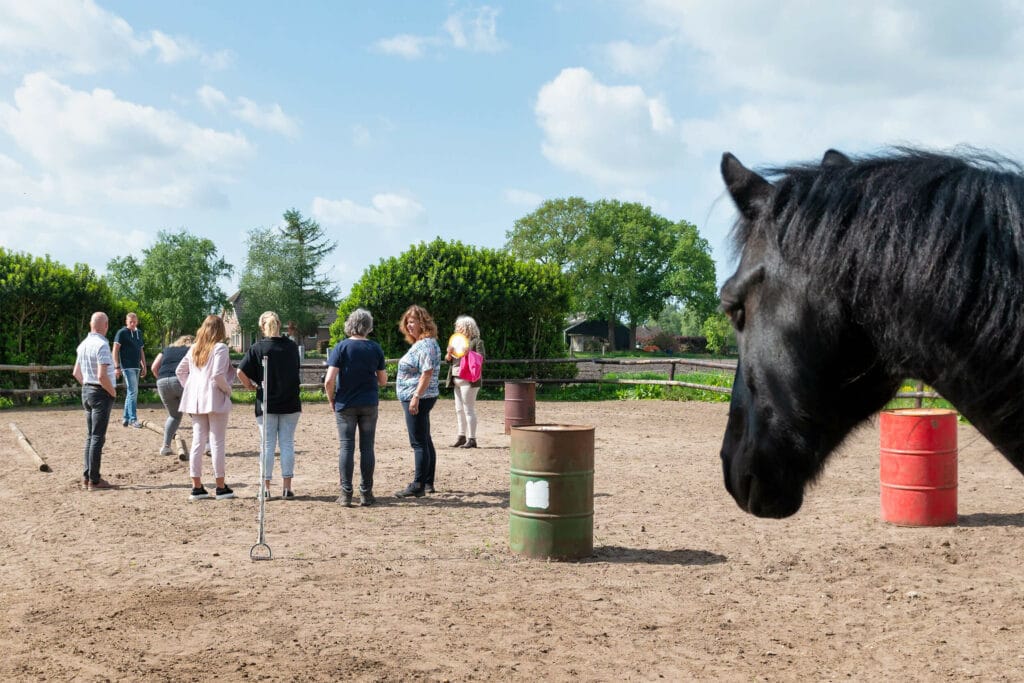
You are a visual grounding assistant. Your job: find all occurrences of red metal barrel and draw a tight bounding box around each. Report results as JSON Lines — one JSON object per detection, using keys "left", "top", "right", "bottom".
{"left": 504, "top": 381, "right": 536, "bottom": 434}
{"left": 879, "top": 408, "right": 958, "bottom": 526}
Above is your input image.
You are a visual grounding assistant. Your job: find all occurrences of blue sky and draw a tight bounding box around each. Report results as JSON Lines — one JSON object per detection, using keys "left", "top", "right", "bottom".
{"left": 2, "top": 1, "right": 1022, "bottom": 297}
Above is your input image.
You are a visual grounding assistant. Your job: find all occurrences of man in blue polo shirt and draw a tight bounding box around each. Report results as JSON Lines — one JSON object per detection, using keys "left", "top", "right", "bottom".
{"left": 73, "top": 312, "right": 118, "bottom": 489}
{"left": 113, "top": 312, "right": 146, "bottom": 427}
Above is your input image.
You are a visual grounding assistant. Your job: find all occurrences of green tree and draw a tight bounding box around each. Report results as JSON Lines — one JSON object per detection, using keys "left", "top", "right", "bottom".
{"left": 666, "top": 220, "right": 718, "bottom": 323}
{"left": 239, "top": 209, "right": 339, "bottom": 338}
{"left": 105, "top": 231, "right": 232, "bottom": 343}
{"left": 702, "top": 312, "right": 735, "bottom": 355}
{"left": 576, "top": 200, "right": 679, "bottom": 348}
{"left": 507, "top": 198, "right": 716, "bottom": 350}
{"left": 505, "top": 197, "right": 590, "bottom": 269}
{"left": 653, "top": 302, "right": 705, "bottom": 336}
{"left": 104, "top": 255, "right": 142, "bottom": 302}
{"left": 332, "top": 239, "right": 571, "bottom": 362}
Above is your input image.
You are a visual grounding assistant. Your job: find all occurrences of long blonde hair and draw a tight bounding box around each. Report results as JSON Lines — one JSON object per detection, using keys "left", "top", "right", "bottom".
{"left": 192, "top": 315, "right": 227, "bottom": 368}
{"left": 259, "top": 311, "right": 281, "bottom": 337}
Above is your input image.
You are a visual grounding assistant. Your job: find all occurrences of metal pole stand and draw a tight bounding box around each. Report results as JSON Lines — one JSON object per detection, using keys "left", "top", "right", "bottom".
{"left": 250, "top": 355, "right": 272, "bottom": 561}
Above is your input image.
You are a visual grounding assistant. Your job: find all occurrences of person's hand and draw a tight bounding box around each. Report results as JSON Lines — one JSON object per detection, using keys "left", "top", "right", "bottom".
{"left": 409, "top": 395, "right": 420, "bottom": 415}
{"left": 140, "top": 366, "right": 146, "bottom": 378}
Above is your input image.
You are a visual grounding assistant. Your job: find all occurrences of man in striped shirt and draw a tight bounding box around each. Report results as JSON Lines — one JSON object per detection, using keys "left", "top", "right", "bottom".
{"left": 72, "top": 312, "right": 118, "bottom": 490}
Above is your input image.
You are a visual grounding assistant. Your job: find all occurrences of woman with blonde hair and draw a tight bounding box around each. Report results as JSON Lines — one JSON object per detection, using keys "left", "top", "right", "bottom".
{"left": 150, "top": 334, "right": 194, "bottom": 459}
{"left": 445, "top": 315, "right": 485, "bottom": 449}
{"left": 177, "top": 315, "right": 236, "bottom": 501}
{"left": 394, "top": 304, "right": 442, "bottom": 498}
{"left": 237, "top": 311, "right": 302, "bottom": 500}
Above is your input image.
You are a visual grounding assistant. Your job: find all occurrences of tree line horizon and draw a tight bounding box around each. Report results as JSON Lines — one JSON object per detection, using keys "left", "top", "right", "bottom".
{"left": 1, "top": 198, "right": 729, "bottom": 371}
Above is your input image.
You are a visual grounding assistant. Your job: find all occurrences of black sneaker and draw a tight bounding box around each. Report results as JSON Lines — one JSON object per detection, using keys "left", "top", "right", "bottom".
{"left": 360, "top": 491, "right": 376, "bottom": 507}
{"left": 281, "top": 489, "right": 295, "bottom": 500}
{"left": 395, "top": 483, "right": 424, "bottom": 498}
{"left": 215, "top": 485, "right": 235, "bottom": 500}
{"left": 338, "top": 490, "right": 353, "bottom": 507}
{"left": 425, "top": 484, "right": 436, "bottom": 494}
{"left": 189, "top": 486, "right": 211, "bottom": 501}
{"left": 122, "top": 418, "right": 129, "bottom": 427}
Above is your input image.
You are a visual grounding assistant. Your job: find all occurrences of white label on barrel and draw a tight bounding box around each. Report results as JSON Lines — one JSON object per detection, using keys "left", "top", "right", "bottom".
{"left": 525, "top": 480, "right": 549, "bottom": 509}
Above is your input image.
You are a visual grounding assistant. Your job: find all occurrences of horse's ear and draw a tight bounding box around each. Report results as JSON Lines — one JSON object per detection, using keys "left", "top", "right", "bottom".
{"left": 721, "top": 152, "right": 771, "bottom": 219}
{"left": 821, "top": 149, "right": 852, "bottom": 167}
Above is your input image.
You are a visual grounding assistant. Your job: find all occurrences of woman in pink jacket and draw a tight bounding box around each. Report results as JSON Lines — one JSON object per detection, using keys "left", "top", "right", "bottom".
{"left": 177, "top": 315, "right": 236, "bottom": 501}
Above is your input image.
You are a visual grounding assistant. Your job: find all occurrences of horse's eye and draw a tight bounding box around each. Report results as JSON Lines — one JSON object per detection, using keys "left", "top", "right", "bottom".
{"left": 723, "top": 301, "right": 745, "bottom": 331}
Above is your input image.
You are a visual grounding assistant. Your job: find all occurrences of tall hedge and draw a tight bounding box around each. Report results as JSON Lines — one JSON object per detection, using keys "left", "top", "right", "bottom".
{"left": 0, "top": 249, "right": 146, "bottom": 390}
{"left": 331, "top": 239, "right": 572, "bottom": 365}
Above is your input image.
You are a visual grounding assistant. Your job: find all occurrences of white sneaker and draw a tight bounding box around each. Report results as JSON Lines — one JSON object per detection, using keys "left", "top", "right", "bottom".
{"left": 159, "top": 446, "right": 173, "bottom": 456}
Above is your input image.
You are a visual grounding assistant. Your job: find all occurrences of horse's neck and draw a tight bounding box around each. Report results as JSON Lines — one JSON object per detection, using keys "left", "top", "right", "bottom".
{"left": 932, "top": 376, "right": 1024, "bottom": 471}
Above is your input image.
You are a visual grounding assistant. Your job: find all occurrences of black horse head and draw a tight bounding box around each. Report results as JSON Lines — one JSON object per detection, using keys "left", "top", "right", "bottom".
{"left": 719, "top": 148, "right": 1024, "bottom": 518}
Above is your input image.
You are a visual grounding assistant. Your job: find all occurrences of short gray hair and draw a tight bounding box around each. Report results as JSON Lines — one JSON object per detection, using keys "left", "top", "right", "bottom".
{"left": 344, "top": 308, "right": 374, "bottom": 337}
{"left": 455, "top": 315, "right": 480, "bottom": 340}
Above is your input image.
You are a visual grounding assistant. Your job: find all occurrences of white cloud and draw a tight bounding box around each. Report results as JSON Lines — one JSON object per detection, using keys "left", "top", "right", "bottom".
{"left": 201, "top": 49, "right": 235, "bottom": 71}
{"left": 148, "top": 30, "right": 199, "bottom": 64}
{"left": 196, "top": 85, "right": 299, "bottom": 138}
{"left": 633, "top": 1, "right": 1024, "bottom": 161}
{"left": 376, "top": 5, "right": 506, "bottom": 59}
{"left": 535, "top": 67, "right": 683, "bottom": 185}
{"left": 0, "top": 206, "right": 148, "bottom": 268}
{"left": 642, "top": 1, "right": 1024, "bottom": 97}
{"left": 197, "top": 84, "right": 229, "bottom": 109}
{"left": 311, "top": 193, "right": 427, "bottom": 229}
{"left": 374, "top": 34, "right": 433, "bottom": 60}
{"left": 0, "top": 153, "right": 55, "bottom": 198}
{"left": 0, "top": 73, "right": 253, "bottom": 208}
{"left": 352, "top": 124, "right": 372, "bottom": 147}
{"left": 602, "top": 38, "right": 674, "bottom": 78}
{"left": 233, "top": 97, "right": 299, "bottom": 138}
{"left": 503, "top": 188, "right": 543, "bottom": 207}
{"left": 0, "top": 0, "right": 231, "bottom": 73}
{"left": 444, "top": 6, "right": 506, "bottom": 53}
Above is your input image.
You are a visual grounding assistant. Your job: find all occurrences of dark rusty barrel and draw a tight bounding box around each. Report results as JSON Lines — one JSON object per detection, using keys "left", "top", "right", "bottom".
{"left": 504, "top": 380, "right": 536, "bottom": 434}
{"left": 879, "top": 408, "right": 958, "bottom": 526}
{"left": 509, "top": 424, "right": 594, "bottom": 560}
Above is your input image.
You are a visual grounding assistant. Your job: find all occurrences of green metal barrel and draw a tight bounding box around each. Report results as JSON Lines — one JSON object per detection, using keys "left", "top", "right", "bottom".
{"left": 509, "top": 424, "right": 594, "bottom": 560}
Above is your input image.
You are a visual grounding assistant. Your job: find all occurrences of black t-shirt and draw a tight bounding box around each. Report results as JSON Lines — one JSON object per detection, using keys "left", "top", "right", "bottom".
{"left": 157, "top": 345, "right": 190, "bottom": 380}
{"left": 238, "top": 337, "right": 302, "bottom": 417}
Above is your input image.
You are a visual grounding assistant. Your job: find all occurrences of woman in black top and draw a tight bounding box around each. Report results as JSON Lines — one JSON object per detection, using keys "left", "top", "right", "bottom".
{"left": 150, "top": 335, "right": 193, "bottom": 458}
{"left": 237, "top": 311, "right": 302, "bottom": 499}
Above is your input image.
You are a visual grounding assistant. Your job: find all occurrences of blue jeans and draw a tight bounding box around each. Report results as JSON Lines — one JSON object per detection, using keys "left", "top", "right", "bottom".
{"left": 257, "top": 412, "right": 301, "bottom": 480}
{"left": 401, "top": 396, "right": 437, "bottom": 486}
{"left": 121, "top": 368, "right": 139, "bottom": 424}
{"left": 82, "top": 385, "right": 113, "bottom": 483}
{"left": 156, "top": 377, "right": 183, "bottom": 447}
{"left": 335, "top": 405, "right": 379, "bottom": 493}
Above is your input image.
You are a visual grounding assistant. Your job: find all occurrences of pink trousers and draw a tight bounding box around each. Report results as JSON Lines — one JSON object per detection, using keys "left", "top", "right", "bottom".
{"left": 189, "top": 412, "right": 229, "bottom": 479}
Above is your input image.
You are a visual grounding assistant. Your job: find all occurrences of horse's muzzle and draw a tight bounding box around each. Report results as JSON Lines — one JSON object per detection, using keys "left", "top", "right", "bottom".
{"left": 723, "top": 459, "right": 804, "bottom": 518}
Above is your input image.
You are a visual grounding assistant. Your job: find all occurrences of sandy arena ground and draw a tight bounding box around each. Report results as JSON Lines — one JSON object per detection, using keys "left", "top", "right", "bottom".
{"left": 2, "top": 399, "right": 1023, "bottom": 681}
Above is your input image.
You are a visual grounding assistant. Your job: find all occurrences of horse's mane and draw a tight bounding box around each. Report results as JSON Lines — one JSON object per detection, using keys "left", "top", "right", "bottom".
{"left": 732, "top": 147, "right": 1024, "bottom": 409}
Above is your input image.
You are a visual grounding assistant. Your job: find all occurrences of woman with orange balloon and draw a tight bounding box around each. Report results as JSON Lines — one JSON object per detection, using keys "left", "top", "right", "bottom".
{"left": 445, "top": 315, "right": 486, "bottom": 449}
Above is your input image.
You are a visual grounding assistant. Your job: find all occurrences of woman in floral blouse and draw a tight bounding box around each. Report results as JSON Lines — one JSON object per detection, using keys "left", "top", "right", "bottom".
{"left": 394, "top": 304, "right": 442, "bottom": 498}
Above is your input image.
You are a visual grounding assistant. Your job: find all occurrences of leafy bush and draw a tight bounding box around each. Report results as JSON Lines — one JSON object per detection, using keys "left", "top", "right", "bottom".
{"left": 701, "top": 312, "right": 734, "bottom": 355}
{"left": 333, "top": 239, "right": 575, "bottom": 379}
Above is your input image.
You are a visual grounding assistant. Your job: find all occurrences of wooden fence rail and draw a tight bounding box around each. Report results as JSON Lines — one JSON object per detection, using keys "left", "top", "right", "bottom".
{"left": 0, "top": 357, "right": 940, "bottom": 401}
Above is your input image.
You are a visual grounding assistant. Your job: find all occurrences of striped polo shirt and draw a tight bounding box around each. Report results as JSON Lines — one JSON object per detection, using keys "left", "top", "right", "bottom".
{"left": 77, "top": 332, "right": 116, "bottom": 387}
